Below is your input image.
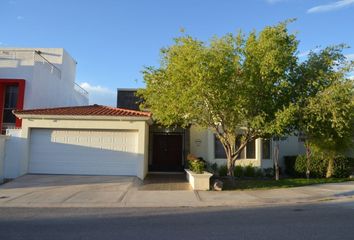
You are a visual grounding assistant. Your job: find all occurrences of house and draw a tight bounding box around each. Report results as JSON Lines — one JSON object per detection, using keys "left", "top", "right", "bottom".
{"left": 1, "top": 88, "right": 304, "bottom": 181}
{"left": 0, "top": 48, "right": 89, "bottom": 134}
{"left": 12, "top": 105, "right": 151, "bottom": 179}
{"left": 115, "top": 89, "right": 304, "bottom": 172}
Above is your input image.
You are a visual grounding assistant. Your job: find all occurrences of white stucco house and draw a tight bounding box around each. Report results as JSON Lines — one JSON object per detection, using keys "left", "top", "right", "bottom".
{"left": 0, "top": 48, "right": 90, "bottom": 181}
{"left": 0, "top": 50, "right": 305, "bottom": 181}
{"left": 0, "top": 48, "right": 88, "bottom": 133}
{"left": 0, "top": 88, "right": 305, "bottom": 181}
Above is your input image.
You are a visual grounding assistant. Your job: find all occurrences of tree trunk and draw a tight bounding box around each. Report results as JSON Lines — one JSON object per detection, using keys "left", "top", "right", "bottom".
{"left": 226, "top": 149, "right": 235, "bottom": 186}
{"left": 305, "top": 142, "right": 311, "bottom": 180}
{"left": 326, "top": 157, "right": 334, "bottom": 178}
{"left": 273, "top": 141, "right": 280, "bottom": 181}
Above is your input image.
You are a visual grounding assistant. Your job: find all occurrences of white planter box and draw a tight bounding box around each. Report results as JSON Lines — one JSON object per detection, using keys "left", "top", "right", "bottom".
{"left": 185, "top": 169, "right": 213, "bottom": 190}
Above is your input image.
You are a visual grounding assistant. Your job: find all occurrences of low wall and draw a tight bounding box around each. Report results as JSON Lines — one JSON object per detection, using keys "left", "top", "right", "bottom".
{"left": 0, "top": 135, "right": 8, "bottom": 183}
{"left": 4, "top": 129, "right": 26, "bottom": 179}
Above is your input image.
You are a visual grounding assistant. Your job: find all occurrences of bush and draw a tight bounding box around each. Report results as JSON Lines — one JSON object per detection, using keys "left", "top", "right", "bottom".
{"left": 255, "top": 168, "right": 264, "bottom": 178}
{"left": 294, "top": 155, "right": 328, "bottom": 178}
{"left": 244, "top": 164, "right": 256, "bottom": 177}
{"left": 234, "top": 165, "right": 244, "bottom": 178}
{"left": 263, "top": 168, "right": 274, "bottom": 178}
{"left": 333, "top": 156, "right": 353, "bottom": 178}
{"left": 294, "top": 155, "right": 353, "bottom": 178}
{"left": 218, "top": 165, "right": 228, "bottom": 177}
{"left": 284, "top": 155, "right": 297, "bottom": 176}
{"left": 207, "top": 162, "right": 218, "bottom": 175}
{"left": 188, "top": 159, "right": 205, "bottom": 174}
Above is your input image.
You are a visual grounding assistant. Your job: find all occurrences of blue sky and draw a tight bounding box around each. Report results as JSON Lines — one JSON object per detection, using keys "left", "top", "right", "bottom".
{"left": 1, "top": 0, "right": 353, "bottom": 106}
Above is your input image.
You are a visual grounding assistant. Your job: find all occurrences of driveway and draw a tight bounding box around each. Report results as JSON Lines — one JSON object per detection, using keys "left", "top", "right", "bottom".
{"left": 0, "top": 175, "right": 138, "bottom": 207}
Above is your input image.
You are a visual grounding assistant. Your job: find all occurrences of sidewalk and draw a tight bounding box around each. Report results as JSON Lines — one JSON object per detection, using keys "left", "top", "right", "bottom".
{"left": 1, "top": 176, "right": 353, "bottom": 208}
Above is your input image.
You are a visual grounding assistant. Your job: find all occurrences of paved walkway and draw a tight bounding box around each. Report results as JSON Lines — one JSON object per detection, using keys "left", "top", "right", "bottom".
{"left": 0, "top": 175, "right": 354, "bottom": 208}
{"left": 139, "top": 173, "right": 192, "bottom": 191}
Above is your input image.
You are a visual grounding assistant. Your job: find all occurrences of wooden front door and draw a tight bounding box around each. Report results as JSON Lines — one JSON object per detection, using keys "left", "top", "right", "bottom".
{"left": 152, "top": 134, "right": 183, "bottom": 171}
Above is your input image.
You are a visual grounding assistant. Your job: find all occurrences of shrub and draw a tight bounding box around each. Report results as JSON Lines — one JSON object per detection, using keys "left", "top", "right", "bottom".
{"left": 284, "top": 155, "right": 297, "bottom": 176}
{"left": 188, "top": 159, "right": 205, "bottom": 174}
{"left": 208, "top": 162, "right": 219, "bottom": 175}
{"left": 332, "top": 156, "right": 353, "bottom": 178}
{"left": 218, "top": 165, "right": 228, "bottom": 177}
{"left": 294, "top": 155, "right": 328, "bottom": 178}
{"left": 263, "top": 168, "right": 274, "bottom": 178}
{"left": 244, "top": 164, "right": 256, "bottom": 177}
{"left": 294, "top": 154, "right": 354, "bottom": 178}
{"left": 234, "top": 165, "right": 244, "bottom": 178}
{"left": 255, "top": 168, "right": 264, "bottom": 178}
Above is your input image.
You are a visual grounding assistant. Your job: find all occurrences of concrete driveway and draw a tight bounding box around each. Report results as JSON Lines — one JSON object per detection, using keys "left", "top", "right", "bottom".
{"left": 0, "top": 174, "right": 138, "bottom": 207}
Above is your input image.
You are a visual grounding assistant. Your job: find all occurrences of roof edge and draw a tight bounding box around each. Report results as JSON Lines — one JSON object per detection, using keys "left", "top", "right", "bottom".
{"left": 15, "top": 113, "right": 152, "bottom": 122}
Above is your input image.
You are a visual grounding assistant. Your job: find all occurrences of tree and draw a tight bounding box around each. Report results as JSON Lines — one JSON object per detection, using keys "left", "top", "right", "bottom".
{"left": 301, "top": 81, "right": 354, "bottom": 177}
{"left": 292, "top": 46, "right": 354, "bottom": 178}
{"left": 138, "top": 21, "right": 299, "bottom": 178}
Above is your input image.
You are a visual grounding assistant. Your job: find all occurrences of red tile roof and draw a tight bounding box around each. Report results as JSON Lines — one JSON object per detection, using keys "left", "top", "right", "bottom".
{"left": 14, "top": 105, "right": 151, "bottom": 117}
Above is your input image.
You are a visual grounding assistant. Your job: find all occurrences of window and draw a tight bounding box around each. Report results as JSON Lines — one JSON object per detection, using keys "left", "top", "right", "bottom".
{"left": 214, "top": 135, "right": 226, "bottom": 158}
{"left": 262, "top": 138, "right": 271, "bottom": 159}
{"left": 3, "top": 86, "right": 18, "bottom": 124}
{"left": 246, "top": 139, "right": 256, "bottom": 159}
{"left": 214, "top": 135, "right": 246, "bottom": 159}
{"left": 117, "top": 90, "right": 142, "bottom": 110}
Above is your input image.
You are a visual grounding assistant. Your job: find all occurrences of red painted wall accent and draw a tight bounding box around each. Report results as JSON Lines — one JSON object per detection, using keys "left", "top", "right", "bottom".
{"left": 0, "top": 84, "right": 5, "bottom": 131}
{"left": 0, "top": 79, "right": 26, "bottom": 131}
{"left": 15, "top": 80, "right": 25, "bottom": 128}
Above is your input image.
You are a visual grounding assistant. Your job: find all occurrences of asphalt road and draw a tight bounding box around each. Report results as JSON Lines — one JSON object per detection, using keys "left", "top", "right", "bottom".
{"left": 1, "top": 202, "right": 354, "bottom": 240}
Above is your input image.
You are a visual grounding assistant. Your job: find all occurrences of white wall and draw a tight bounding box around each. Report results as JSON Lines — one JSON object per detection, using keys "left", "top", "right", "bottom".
{"left": 4, "top": 118, "right": 150, "bottom": 179}
{"left": 190, "top": 126, "right": 305, "bottom": 169}
{"left": 190, "top": 126, "right": 263, "bottom": 168}
{"left": 3, "top": 129, "right": 26, "bottom": 179}
{"left": 0, "top": 48, "right": 88, "bottom": 108}
{"left": 0, "top": 135, "right": 8, "bottom": 183}
{"left": 277, "top": 136, "right": 305, "bottom": 168}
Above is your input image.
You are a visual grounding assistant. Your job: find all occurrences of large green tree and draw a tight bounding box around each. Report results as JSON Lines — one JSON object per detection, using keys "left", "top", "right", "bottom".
{"left": 306, "top": 82, "right": 354, "bottom": 177}
{"left": 292, "top": 46, "right": 354, "bottom": 178}
{"left": 138, "top": 21, "right": 299, "bottom": 177}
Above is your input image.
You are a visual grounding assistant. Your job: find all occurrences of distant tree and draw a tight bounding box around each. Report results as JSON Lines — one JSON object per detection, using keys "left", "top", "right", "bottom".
{"left": 138, "top": 21, "right": 299, "bottom": 178}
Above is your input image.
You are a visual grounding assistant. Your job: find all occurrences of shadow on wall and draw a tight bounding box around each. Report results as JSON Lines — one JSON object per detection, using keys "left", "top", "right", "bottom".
{"left": 3, "top": 133, "right": 144, "bottom": 186}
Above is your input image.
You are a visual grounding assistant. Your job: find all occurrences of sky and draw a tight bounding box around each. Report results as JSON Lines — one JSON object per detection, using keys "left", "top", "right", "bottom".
{"left": 1, "top": 0, "right": 353, "bottom": 106}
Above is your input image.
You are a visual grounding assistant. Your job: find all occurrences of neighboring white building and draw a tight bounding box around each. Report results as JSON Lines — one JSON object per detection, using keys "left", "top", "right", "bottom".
{"left": 0, "top": 48, "right": 88, "bottom": 133}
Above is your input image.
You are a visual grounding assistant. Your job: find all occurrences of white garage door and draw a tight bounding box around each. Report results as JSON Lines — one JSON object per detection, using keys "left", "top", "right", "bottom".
{"left": 29, "top": 129, "right": 139, "bottom": 176}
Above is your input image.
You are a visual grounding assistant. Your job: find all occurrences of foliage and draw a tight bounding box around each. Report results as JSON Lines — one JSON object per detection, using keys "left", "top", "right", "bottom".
{"left": 294, "top": 154, "right": 353, "bottom": 178}
{"left": 284, "top": 155, "right": 297, "bottom": 176}
{"left": 292, "top": 46, "right": 354, "bottom": 177}
{"left": 139, "top": 19, "right": 353, "bottom": 178}
{"left": 255, "top": 168, "right": 264, "bottom": 178}
{"left": 207, "top": 162, "right": 219, "bottom": 175}
{"left": 263, "top": 168, "right": 274, "bottom": 178}
{"left": 139, "top": 20, "right": 300, "bottom": 177}
{"left": 333, "top": 157, "right": 354, "bottom": 178}
{"left": 294, "top": 155, "right": 328, "bottom": 178}
{"left": 244, "top": 164, "right": 256, "bottom": 177}
{"left": 233, "top": 165, "right": 244, "bottom": 178}
{"left": 218, "top": 165, "right": 228, "bottom": 177}
{"left": 302, "top": 81, "right": 354, "bottom": 153}
{"left": 188, "top": 159, "right": 206, "bottom": 174}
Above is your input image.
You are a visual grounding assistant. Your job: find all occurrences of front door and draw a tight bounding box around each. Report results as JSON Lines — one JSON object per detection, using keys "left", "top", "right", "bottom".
{"left": 151, "top": 134, "right": 183, "bottom": 171}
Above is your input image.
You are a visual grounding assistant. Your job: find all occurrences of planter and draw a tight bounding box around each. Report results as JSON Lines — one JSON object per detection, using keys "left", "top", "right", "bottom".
{"left": 185, "top": 169, "right": 213, "bottom": 190}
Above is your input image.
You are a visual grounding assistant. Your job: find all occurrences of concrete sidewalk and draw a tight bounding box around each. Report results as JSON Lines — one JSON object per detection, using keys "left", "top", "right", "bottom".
{"left": 0, "top": 175, "right": 354, "bottom": 208}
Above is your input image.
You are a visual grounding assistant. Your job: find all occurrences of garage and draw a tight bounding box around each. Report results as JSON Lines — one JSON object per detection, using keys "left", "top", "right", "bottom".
{"left": 29, "top": 129, "right": 139, "bottom": 176}
{"left": 13, "top": 105, "right": 151, "bottom": 179}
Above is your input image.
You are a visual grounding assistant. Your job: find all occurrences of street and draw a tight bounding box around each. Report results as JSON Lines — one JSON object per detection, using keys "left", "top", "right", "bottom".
{"left": 1, "top": 201, "right": 354, "bottom": 240}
